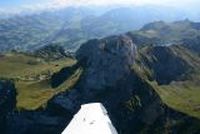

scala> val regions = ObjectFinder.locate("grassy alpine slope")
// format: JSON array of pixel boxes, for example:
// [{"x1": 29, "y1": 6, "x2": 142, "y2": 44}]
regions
[
  {"x1": 0, "y1": 52, "x2": 82, "y2": 110},
  {"x1": 132, "y1": 45, "x2": 200, "y2": 119}
]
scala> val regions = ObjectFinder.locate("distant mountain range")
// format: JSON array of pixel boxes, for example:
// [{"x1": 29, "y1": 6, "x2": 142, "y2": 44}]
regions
[
  {"x1": 128, "y1": 20, "x2": 200, "y2": 55},
  {"x1": 0, "y1": 5, "x2": 199, "y2": 53}
]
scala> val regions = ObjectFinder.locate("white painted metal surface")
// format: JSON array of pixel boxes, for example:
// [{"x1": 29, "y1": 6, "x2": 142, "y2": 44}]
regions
[{"x1": 62, "y1": 103, "x2": 118, "y2": 134}]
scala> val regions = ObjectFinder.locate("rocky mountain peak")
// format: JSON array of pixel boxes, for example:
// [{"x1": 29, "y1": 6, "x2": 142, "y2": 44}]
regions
[{"x1": 76, "y1": 35, "x2": 137, "y2": 91}]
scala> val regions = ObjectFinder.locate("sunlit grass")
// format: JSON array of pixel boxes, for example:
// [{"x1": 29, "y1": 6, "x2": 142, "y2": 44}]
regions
[
  {"x1": 0, "y1": 53, "x2": 76, "y2": 80},
  {"x1": 16, "y1": 68, "x2": 83, "y2": 110},
  {"x1": 149, "y1": 80, "x2": 200, "y2": 119},
  {"x1": 132, "y1": 46, "x2": 200, "y2": 119},
  {"x1": 0, "y1": 53, "x2": 82, "y2": 110}
]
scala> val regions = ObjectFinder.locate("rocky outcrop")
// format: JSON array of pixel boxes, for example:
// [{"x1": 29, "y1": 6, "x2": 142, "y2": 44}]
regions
[
  {"x1": 48, "y1": 35, "x2": 170, "y2": 133},
  {"x1": 50, "y1": 35, "x2": 137, "y2": 109},
  {"x1": 76, "y1": 35, "x2": 136, "y2": 93},
  {"x1": 2, "y1": 35, "x2": 200, "y2": 134},
  {"x1": 34, "y1": 45, "x2": 68, "y2": 60},
  {"x1": 141, "y1": 46, "x2": 192, "y2": 85},
  {"x1": 0, "y1": 35, "x2": 137, "y2": 134},
  {"x1": 49, "y1": 36, "x2": 200, "y2": 134},
  {"x1": 140, "y1": 46, "x2": 191, "y2": 85}
]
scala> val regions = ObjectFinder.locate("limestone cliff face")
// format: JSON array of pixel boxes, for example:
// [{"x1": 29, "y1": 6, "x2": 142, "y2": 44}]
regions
[
  {"x1": 76, "y1": 35, "x2": 136, "y2": 92},
  {"x1": 50, "y1": 35, "x2": 137, "y2": 111},
  {"x1": 49, "y1": 35, "x2": 174, "y2": 134}
]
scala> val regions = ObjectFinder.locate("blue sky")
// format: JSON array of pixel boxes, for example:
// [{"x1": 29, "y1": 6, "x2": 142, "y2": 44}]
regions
[
  {"x1": 1, "y1": 0, "x2": 36, "y2": 7},
  {"x1": 0, "y1": 0, "x2": 54, "y2": 13}
]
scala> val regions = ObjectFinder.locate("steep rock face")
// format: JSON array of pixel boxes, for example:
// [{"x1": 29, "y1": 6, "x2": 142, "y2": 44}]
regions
[
  {"x1": 49, "y1": 35, "x2": 137, "y2": 111},
  {"x1": 76, "y1": 35, "x2": 136, "y2": 93},
  {"x1": 140, "y1": 46, "x2": 191, "y2": 85},
  {"x1": 49, "y1": 40, "x2": 200, "y2": 134},
  {"x1": 48, "y1": 35, "x2": 169, "y2": 133},
  {"x1": 3, "y1": 36, "x2": 200, "y2": 134},
  {"x1": 3, "y1": 35, "x2": 137, "y2": 134}
]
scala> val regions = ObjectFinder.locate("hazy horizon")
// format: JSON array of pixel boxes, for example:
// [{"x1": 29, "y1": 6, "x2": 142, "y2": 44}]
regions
[{"x1": 0, "y1": 0, "x2": 200, "y2": 14}]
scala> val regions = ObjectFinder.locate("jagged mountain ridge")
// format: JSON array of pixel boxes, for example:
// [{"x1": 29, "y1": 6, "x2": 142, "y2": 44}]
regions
[
  {"x1": 1, "y1": 34, "x2": 200, "y2": 134},
  {"x1": 49, "y1": 35, "x2": 200, "y2": 133},
  {"x1": 0, "y1": 6, "x2": 198, "y2": 53},
  {"x1": 128, "y1": 20, "x2": 200, "y2": 55}
]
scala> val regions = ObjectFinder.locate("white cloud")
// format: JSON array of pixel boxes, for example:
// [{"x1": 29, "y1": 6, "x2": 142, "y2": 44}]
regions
[
  {"x1": 50, "y1": 0, "x2": 154, "y2": 7},
  {"x1": 51, "y1": 0, "x2": 200, "y2": 7}
]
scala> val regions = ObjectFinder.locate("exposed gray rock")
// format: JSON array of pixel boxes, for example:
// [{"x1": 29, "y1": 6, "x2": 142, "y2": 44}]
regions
[
  {"x1": 3, "y1": 34, "x2": 200, "y2": 134},
  {"x1": 49, "y1": 35, "x2": 137, "y2": 114},
  {"x1": 77, "y1": 35, "x2": 136, "y2": 93},
  {"x1": 141, "y1": 46, "x2": 191, "y2": 85}
]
